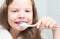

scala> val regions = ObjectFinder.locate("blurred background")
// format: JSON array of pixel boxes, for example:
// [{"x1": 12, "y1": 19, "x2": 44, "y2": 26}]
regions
[
  {"x1": 35, "y1": 0, "x2": 60, "y2": 39},
  {"x1": 0, "y1": 0, "x2": 5, "y2": 8},
  {"x1": 0, "y1": 0, "x2": 60, "y2": 39}
]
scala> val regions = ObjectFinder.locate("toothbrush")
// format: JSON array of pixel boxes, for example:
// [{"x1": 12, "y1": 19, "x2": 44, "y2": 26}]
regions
[
  {"x1": 19, "y1": 22, "x2": 36, "y2": 27},
  {"x1": 19, "y1": 22, "x2": 60, "y2": 28}
]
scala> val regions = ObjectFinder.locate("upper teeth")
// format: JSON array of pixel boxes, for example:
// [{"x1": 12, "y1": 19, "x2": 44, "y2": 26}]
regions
[{"x1": 19, "y1": 22, "x2": 28, "y2": 26}]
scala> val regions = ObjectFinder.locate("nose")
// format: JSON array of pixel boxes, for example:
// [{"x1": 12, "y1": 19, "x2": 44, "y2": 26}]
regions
[{"x1": 18, "y1": 11, "x2": 25, "y2": 19}]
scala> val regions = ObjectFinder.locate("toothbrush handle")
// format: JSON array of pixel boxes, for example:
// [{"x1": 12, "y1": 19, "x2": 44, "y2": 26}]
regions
[
  {"x1": 25, "y1": 25, "x2": 36, "y2": 27},
  {"x1": 53, "y1": 25, "x2": 60, "y2": 28},
  {"x1": 29, "y1": 25, "x2": 60, "y2": 29}
]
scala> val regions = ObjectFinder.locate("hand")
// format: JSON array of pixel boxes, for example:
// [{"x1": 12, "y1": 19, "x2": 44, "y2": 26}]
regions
[{"x1": 35, "y1": 16, "x2": 57, "y2": 30}]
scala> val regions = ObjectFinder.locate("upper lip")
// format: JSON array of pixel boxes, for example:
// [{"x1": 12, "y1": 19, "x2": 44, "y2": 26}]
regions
[{"x1": 15, "y1": 20, "x2": 28, "y2": 24}]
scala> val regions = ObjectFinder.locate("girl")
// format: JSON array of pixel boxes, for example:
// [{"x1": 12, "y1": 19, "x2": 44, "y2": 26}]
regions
[{"x1": 0, "y1": 0, "x2": 60, "y2": 39}]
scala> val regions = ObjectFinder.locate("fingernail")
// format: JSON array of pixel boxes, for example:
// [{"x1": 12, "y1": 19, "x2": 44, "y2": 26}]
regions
[{"x1": 37, "y1": 26, "x2": 39, "y2": 29}]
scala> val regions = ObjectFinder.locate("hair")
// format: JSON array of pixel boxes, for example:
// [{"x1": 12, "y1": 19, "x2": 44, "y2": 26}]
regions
[
  {"x1": 1, "y1": 0, "x2": 41, "y2": 39},
  {"x1": 0, "y1": 0, "x2": 6, "y2": 24}
]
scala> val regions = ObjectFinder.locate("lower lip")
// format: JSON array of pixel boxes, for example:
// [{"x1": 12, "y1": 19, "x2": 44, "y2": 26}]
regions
[{"x1": 15, "y1": 22, "x2": 20, "y2": 26}]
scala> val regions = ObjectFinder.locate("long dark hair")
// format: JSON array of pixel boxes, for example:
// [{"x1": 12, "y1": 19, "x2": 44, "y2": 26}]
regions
[{"x1": 1, "y1": 0, "x2": 41, "y2": 39}]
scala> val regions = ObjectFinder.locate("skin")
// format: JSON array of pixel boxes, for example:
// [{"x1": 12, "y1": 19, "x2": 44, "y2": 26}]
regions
[{"x1": 8, "y1": 0, "x2": 60, "y2": 39}]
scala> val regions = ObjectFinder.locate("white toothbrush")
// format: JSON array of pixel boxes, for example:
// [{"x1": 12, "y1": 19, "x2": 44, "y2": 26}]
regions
[
  {"x1": 19, "y1": 22, "x2": 60, "y2": 28},
  {"x1": 19, "y1": 22, "x2": 36, "y2": 27}
]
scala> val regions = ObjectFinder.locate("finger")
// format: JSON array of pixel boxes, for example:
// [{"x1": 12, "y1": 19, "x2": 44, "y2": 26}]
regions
[
  {"x1": 36, "y1": 21, "x2": 41, "y2": 29},
  {"x1": 41, "y1": 16, "x2": 51, "y2": 26},
  {"x1": 35, "y1": 16, "x2": 50, "y2": 29},
  {"x1": 35, "y1": 18, "x2": 43, "y2": 29},
  {"x1": 42, "y1": 18, "x2": 48, "y2": 25},
  {"x1": 39, "y1": 24, "x2": 45, "y2": 30},
  {"x1": 41, "y1": 17, "x2": 51, "y2": 29},
  {"x1": 49, "y1": 22, "x2": 56, "y2": 29}
]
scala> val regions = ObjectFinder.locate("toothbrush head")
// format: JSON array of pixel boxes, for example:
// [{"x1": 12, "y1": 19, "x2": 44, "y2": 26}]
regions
[
  {"x1": 19, "y1": 22, "x2": 28, "y2": 27},
  {"x1": 19, "y1": 22, "x2": 36, "y2": 27}
]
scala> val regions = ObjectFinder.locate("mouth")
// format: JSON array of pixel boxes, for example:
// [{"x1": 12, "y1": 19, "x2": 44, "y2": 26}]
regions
[
  {"x1": 19, "y1": 22, "x2": 28, "y2": 26},
  {"x1": 15, "y1": 21, "x2": 28, "y2": 26}
]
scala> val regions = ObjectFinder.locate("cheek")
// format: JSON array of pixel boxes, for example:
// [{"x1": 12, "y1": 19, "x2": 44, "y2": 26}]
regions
[
  {"x1": 8, "y1": 12, "x2": 17, "y2": 21},
  {"x1": 26, "y1": 13, "x2": 33, "y2": 24},
  {"x1": 8, "y1": 12, "x2": 17, "y2": 26},
  {"x1": 8, "y1": 13, "x2": 18, "y2": 29}
]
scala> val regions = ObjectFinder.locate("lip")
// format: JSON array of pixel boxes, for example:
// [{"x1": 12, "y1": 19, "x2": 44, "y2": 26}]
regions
[{"x1": 15, "y1": 21, "x2": 27, "y2": 23}]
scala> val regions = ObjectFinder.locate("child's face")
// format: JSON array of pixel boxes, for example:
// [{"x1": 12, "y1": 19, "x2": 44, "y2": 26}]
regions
[{"x1": 8, "y1": 0, "x2": 33, "y2": 31}]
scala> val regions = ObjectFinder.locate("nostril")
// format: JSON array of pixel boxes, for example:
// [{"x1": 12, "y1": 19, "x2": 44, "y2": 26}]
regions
[
  {"x1": 18, "y1": 16, "x2": 25, "y2": 19},
  {"x1": 17, "y1": 12, "x2": 25, "y2": 19}
]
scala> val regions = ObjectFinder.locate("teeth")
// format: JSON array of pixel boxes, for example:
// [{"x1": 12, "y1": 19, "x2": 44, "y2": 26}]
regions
[{"x1": 19, "y1": 22, "x2": 28, "y2": 26}]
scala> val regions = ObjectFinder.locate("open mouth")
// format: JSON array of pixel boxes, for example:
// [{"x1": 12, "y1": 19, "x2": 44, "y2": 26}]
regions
[
  {"x1": 15, "y1": 21, "x2": 36, "y2": 30},
  {"x1": 15, "y1": 21, "x2": 28, "y2": 26},
  {"x1": 19, "y1": 22, "x2": 28, "y2": 26}
]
